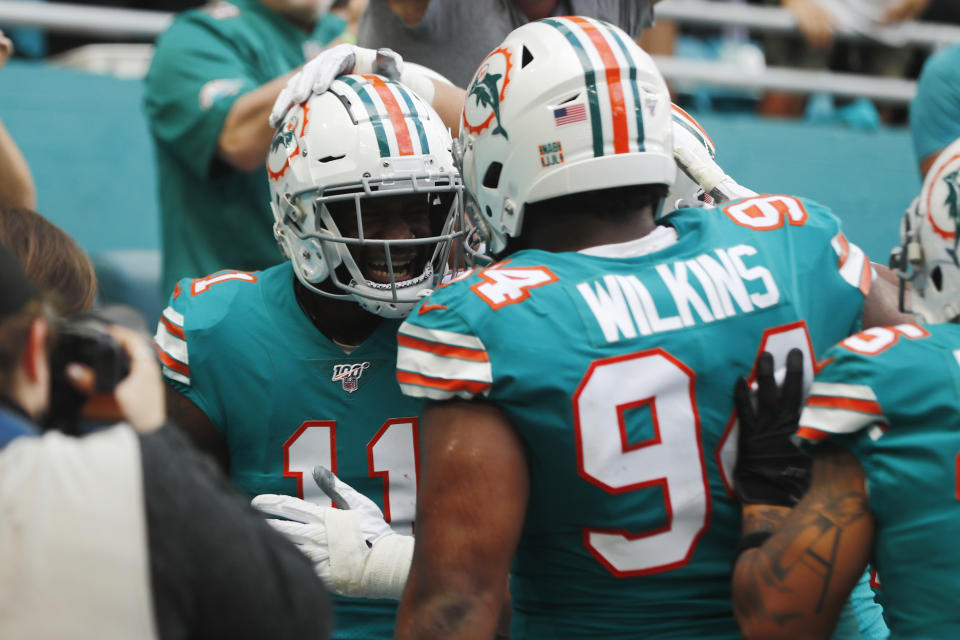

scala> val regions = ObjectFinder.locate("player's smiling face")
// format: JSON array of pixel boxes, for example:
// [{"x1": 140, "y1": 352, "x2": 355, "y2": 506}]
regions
[{"x1": 331, "y1": 194, "x2": 432, "y2": 285}]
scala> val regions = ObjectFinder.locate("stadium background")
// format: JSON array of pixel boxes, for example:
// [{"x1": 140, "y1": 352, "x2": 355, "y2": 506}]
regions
[{"x1": 0, "y1": 53, "x2": 922, "y2": 324}]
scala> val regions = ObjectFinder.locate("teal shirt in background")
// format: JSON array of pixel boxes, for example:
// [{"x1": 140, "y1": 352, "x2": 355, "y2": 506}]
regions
[
  {"x1": 910, "y1": 44, "x2": 960, "y2": 170},
  {"x1": 143, "y1": 0, "x2": 345, "y2": 295}
]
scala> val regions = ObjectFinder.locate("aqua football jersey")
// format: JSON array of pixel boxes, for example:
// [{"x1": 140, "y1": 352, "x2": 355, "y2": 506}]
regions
[
  {"x1": 155, "y1": 262, "x2": 423, "y2": 640},
  {"x1": 397, "y1": 196, "x2": 873, "y2": 638},
  {"x1": 797, "y1": 322, "x2": 960, "y2": 640}
]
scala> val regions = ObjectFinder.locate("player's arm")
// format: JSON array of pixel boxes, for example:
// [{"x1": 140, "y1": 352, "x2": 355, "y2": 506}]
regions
[
  {"x1": 222, "y1": 43, "x2": 383, "y2": 171},
  {"x1": 730, "y1": 349, "x2": 876, "y2": 639},
  {"x1": 670, "y1": 104, "x2": 756, "y2": 205},
  {"x1": 268, "y1": 44, "x2": 463, "y2": 140},
  {"x1": 733, "y1": 444, "x2": 875, "y2": 640},
  {"x1": 0, "y1": 31, "x2": 36, "y2": 211},
  {"x1": 862, "y1": 262, "x2": 914, "y2": 328},
  {"x1": 394, "y1": 399, "x2": 528, "y2": 640},
  {"x1": 164, "y1": 385, "x2": 230, "y2": 472},
  {"x1": 427, "y1": 79, "x2": 465, "y2": 137},
  {"x1": 217, "y1": 71, "x2": 297, "y2": 171},
  {"x1": 224, "y1": 42, "x2": 431, "y2": 171},
  {"x1": 0, "y1": 117, "x2": 36, "y2": 211}
]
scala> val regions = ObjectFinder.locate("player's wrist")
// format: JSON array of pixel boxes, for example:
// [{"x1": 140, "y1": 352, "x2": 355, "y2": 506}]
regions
[
  {"x1": 398, "y1": 68, "x2": 435, "y2": 105},
  {"x1": 359, "y1": 533, "x2": 415, "y2": 600},
  {"x1": 734, "y1": 465, "x2": 809, "y2": 507}
]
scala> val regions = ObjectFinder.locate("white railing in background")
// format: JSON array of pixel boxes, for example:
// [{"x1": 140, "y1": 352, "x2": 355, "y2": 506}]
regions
[
  {"x1": 0, "y1": 0, "x2": 957, "y2": 102},
  {"x1": 656, "y1": 0, "x2": 960, "y2": 50},
  {"x1": 0, "y1": 1, "x2": 171, "y2": 38},
  {"x1": 3, "y1": 0, "x2": 958, "y2": 46},
  {"x1": 655, "y1": 57, "x2": 918, "y2": 103}
]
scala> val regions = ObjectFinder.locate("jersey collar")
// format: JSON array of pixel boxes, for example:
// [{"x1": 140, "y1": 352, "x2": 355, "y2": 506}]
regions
[{"x1": 577, "y1": 225, "x2": 679, "y2": 258}]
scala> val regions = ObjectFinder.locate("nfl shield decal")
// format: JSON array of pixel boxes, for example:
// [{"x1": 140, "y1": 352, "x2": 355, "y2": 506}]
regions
[{"x1": 332, "y1": 362, "x2": 371, "y2": 393}]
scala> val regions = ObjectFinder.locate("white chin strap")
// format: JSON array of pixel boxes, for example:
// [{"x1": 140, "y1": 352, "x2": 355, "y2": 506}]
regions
[{"x1": 350, "y1": 268, "x2": 436, "y2": 318}]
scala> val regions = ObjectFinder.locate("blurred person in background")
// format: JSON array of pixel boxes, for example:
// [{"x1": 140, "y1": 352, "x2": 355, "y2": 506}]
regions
[
  {"x1": 357, "y1": 0, "x2": 662, "y2": 88},
  {"x1": 331, "y1": 0, "x2": 370, "y2": 41},
  {"x1": 0, "y1": 30, "x2": 36, "y2": 212},
  {"x1": 144, "y1": 0, "x2": 349, "y2": 295},
  {"x1": 760, "y1": 0, "x2": 930, "y2": 122},
  {"x1": 0, "y1": 243, "x2": 332, "y2": 639},
  {"x1": 778, "y1": 0, "x2": 930, "y2": 51},
  {"x1": 910, "y1": 43, "x2": 960, "y2": 177},
  {"x1": 0, "y1": 208, "x2": 97, "y2": 315}
]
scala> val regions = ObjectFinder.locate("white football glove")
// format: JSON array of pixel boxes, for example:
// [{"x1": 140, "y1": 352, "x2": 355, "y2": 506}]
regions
[
  {"x1": 251, "y1": 466, "x2": 414, "y2": 600},
  {"x1": 671, "y1": 105, "x2": 756, "y2": 205},
  {"x1": 269, "y1": 44, "x2": 405, "y2": 127}
]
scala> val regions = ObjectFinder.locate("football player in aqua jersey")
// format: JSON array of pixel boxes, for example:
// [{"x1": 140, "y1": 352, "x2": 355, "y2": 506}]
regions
[
  {"x1": 153, "y1": 74, "x2": 464, "y2": 640},
  {"x1": 732, "y1": 137, "x2": 960, "y2": 639},
  {"x1": 385, "y1": 17, "x2": 910, "y2": 640}
]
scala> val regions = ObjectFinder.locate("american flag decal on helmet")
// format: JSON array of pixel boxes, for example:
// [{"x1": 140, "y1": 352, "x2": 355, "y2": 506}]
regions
[
  {"x1": 553, "y1": 104, "x2": 587, "y2": 126},
  {"x1": 541, "y1": 16, "x2": 648, "y2": 158},
  {"x1": 334, "y1": 75, "x2": 431, "y2": 158}
]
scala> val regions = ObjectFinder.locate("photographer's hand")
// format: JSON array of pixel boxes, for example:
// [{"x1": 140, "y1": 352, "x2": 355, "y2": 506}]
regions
[{"x1": 66, "y1": 326, "x2": 166, "y2": 433}]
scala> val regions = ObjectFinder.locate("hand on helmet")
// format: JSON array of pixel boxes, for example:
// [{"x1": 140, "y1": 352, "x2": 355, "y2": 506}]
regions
[
  {"x1": 252, "y1": 465, "x2": 414, "y2": 599},
  {"x1": 671, "y1": 105, "x2": 756, "y2": 204},
  {"x1": 269, "y1": 44, "x2": 404, "y2": 127}
]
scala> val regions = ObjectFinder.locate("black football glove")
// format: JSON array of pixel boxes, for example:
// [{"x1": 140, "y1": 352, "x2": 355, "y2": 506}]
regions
[{"x1": 733, "y1": 348, "x2": 811, "y2": 506}]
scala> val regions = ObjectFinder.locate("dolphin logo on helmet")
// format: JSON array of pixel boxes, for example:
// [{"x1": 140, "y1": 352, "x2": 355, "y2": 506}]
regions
[{"x1": 462, "y1": 47, "x2": 513, "y2": 141}]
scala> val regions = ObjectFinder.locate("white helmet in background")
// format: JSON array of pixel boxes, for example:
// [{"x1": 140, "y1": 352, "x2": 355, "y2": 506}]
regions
[
  {"x1": 893, "y1": 137, "x2": 960, "y2": 323},
  {"x1": 268, "y1": 74, "x2": 464, "y2": 318},
  {"x1": 454, "y1": 16, "x2": 675, "y2": 255}
]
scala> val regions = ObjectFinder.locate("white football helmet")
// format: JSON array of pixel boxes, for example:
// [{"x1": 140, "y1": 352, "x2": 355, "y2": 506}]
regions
[
  {"x1": 268, "y1": 74, "x2": 464, "y2": 318},
  {"x1": 892, "y1": 137, "x2": 960, "y2": 323},
  {"x1": 454, "y1": 17, "x2": 675, "y2": 255}
]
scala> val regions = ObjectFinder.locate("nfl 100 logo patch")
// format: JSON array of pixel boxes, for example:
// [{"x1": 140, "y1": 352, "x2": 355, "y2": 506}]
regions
[{"x1": 332, "y1": 362, "x2": 371, "y2": 393}]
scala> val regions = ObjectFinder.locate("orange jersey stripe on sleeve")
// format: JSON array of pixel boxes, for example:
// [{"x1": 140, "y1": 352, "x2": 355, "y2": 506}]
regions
[
  {"x1": 397, "y1": 370, "x2": 490, "y2": 394},
  {"x1": 397, "y1": 333, "x2": 490, "y2": 362},
  {"x1": 155, "y1": 344, "x2": 190, "y2": 378},
  {"x1": 806, "y1": 395, "x2": 883, "y2": 415}
]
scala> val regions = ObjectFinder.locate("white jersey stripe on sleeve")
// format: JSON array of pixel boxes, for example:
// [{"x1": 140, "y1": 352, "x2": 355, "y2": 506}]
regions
[
  {"x1": 798, "y1": 406, "x2": 882, "y2": 435},
  {"x1": 162, "y1": 306, "x2": 184, "y2": 327},
  {"x1": 808, "y1": 381, "x2": 878, "y2": 402},
  {"x1": 397, "y1": 346, "x2": 492, "y2": 384},
  {"x1": 835, "y1": 236, "x2": 868, "y2": 292},
  {"x1": 398, "y1": 323, "x2": 486, "y2": 350},
  {"x1": 154, "y1": 323, "x2": 189, "y2": 365},
  {"x1": 398, "y1": 383, "x2": 473, "y2": 401},
  {"x1": 162, "y1": 366, "x2": 191, "y2": 387}
]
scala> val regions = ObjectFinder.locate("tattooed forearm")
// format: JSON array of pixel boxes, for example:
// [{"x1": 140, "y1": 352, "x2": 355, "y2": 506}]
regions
[
  {"x1": 733, "y1": 444, "x2": 875, "y2": 638},
  {"x1": 742, "y1": 505, "x2": 791, "y2": 535}
]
